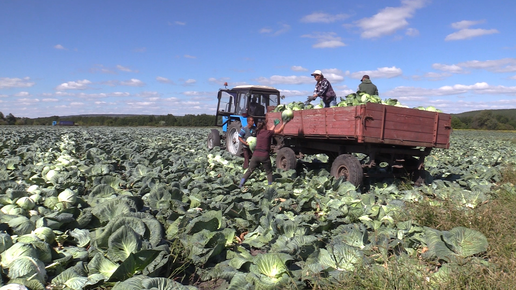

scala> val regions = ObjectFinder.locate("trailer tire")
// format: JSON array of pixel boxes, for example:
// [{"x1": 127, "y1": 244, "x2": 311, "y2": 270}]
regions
[
  {"x1": 330, "y1": 154, "x2": 363, "y2": 187},
  {"x1": 226, "y1": 122, "x2": 243, "y2": 156},
  {"x1": 276, "y1": 147, "x2": 297, "y2": 171},
  {"x1": 207, "y1": 129, "x2": 221, "y2": 149}
]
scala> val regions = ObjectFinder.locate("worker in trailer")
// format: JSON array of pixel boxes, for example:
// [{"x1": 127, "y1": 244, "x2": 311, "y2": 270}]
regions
[
  {"x1": 358, "y1": 75, "x2": 379, "y2": 96},
  {"x1": 307, "y1": 69, "x2": 337, "y2": 108}
]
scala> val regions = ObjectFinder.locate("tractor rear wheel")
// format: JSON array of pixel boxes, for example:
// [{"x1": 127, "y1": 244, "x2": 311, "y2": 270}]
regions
[
  {"x1": 330, "y1": 154, "x2": 363, "y2": 187},
  {"x1": 276, "y1": 147, "x2": 297, "y2": 171}
]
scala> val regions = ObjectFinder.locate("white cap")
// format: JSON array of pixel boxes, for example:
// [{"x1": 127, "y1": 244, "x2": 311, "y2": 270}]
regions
[{"x1": 311, "y1": 69, "x2": 322, "y2": 76}]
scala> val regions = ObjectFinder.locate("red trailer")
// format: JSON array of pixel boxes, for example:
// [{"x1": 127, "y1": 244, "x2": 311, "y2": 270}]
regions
[{"x1": 266, "y1": 103, "x2": 452, "y2": 186}]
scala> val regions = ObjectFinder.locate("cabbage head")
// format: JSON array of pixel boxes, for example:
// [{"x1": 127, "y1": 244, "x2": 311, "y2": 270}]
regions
[
  {"x1": 281, "y1": 108, "x2": 294, "y2": 122},
  {"x1": 0, "y1": 232, "x2": 13, "y2": 253},
  {"x1": 247, "y1": 137, "x2": 257, "y2": 152},
  {"x1": 58, "y1": 188, "x2": 77, "y2": 205},
  {"x1": 1, "y1": 242, "x2": 37, "y2": 268},
  {"x1": 16, "y1": 197, "x2": 35, "y2": 210},
  {"x1": 33, "y1": 227, "x2": 56, "y2": 243}
]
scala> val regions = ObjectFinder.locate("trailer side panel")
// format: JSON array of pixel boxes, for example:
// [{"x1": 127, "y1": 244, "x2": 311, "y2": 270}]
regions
[{"x1": 267, "y1": 103, "x2": 451, "y2": 148}]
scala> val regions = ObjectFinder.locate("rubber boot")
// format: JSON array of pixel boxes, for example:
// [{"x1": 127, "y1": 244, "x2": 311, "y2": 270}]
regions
[{"x1": 239, "y1": 178, "x2": 246, "y2": 188}]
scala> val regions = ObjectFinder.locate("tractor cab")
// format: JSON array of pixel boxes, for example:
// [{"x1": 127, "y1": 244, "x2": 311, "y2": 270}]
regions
[{"x1": 208, "y1": 84, "x2": 281, "y2": 156}]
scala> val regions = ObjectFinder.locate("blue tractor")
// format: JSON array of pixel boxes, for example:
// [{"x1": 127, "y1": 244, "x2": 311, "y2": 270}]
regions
[{"x1": 207, "y1": 84, "x2": 281, "y2": 156}]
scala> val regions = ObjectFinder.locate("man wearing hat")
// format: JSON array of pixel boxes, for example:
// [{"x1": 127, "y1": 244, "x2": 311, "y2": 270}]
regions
[
  {"x1": 307, "y1": 69, "x2": 337, "y2": 108},
  {"x1": 358, "y1": 75, "x2": 379, "y2": 96}
]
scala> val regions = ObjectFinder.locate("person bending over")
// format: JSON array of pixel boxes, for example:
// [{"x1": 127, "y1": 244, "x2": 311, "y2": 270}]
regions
[{"x1": 239, "y1": 118, "x2": 289, "y2": 188}]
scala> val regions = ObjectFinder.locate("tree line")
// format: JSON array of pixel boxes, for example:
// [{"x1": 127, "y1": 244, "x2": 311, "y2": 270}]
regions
[
  {"x1": 0, "y1": 112, "x2": 216, "y2": 127},
  {"x1": 2, "y1": 110, "x2": 516, "y2": 130},
  {"x1": 451, "y1": 111, "x2": 516, "y2": 130}
]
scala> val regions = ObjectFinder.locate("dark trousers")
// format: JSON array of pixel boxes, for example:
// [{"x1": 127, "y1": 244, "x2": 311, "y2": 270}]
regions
[
  {"x1": 243, "y1": 148, "x2": 252, "y2": 169},
  {"x1": 243, "y1": 154, "x2": 273, "y2": 183},
  {"x1": 323, "y1": 97, "x2": 337, "y2": 108}
]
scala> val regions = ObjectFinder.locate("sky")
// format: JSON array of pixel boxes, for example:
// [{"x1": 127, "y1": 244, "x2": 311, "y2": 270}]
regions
[{"x1": 1, "y1": 0, "x2": 516, "y2": 118}]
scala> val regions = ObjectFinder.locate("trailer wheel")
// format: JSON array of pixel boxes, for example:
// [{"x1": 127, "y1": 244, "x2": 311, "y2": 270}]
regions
[
  {"x1": 207, "y1": 129, "x2": 221, "y2": 149},
  {"x1": 226, "y1": 122, "x2": 243, "y2": 156},
  {"x1": 276, "y1": 147, "x2": 297, "y2": 171},
  {"x1": 330, "y1": 154, "x2": 363, "y2": 187}
]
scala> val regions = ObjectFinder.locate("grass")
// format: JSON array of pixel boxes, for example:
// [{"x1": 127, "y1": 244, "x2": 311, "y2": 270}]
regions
[{"x1": 317, "y1": 165, "x2": 516, "y2": 290}]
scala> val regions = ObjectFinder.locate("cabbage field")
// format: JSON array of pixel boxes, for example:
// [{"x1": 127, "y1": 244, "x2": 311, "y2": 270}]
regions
[{"x1": 0, "y1": 126, "x2": 515, "y2": 290}]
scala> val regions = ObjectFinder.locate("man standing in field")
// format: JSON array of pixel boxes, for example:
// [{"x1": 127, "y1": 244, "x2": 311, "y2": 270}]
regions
[{"x1": 358, "y1": 75, "x2": 379, "y2": 96}]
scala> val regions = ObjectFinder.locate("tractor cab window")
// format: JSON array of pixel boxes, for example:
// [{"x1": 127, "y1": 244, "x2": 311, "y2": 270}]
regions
[
  {"x1": 235, "y1": 92, "x2": 248, "y2": 114},
  {"x1": 248, "y1": 94, "x2": 265, "y2": 116},
  {"x1": 219, "y1": 91, "x2": 237, "y2": 113},
  {"x1": 268, "y1": 93, "x2": 280, "y2": 107}
]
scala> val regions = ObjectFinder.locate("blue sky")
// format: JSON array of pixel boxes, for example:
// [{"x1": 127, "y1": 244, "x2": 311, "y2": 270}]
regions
[{"x1": 1, "y1": 0, "x2": 516, "y2": 118}]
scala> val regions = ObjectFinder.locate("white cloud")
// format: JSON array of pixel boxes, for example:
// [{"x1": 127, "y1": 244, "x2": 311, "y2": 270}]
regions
[
  {"x1": 184, "y1": 79, "x2": 197, "y2": 85},
  {"x1": 457, "y1": 58, "x2": 516, "y2": 73},
  {"x1": 126, "y1": 101, "x2": 156, "y2": 107},
  {"x1": 208, "y1": 77, "x2": 232, "y2": 86},
  {"x1": 256, "y1": 70, "x2": 345, "y2": 86},
  {"x1": 385, "y1": 82, "x2": 516, "y2": 98},
  {"x1": 301, "y1": 32, "x2": 346, "y2": 48},
  {"x1": 300, "y1": 12, "x2": 350, "y2": 23},
  {"x1": 350, "y1": 66, "x2": 403, "y2": 79},
  {"x1": 184, "y1": 54, "x2": 196, "y2": 59},
  {"x1": 445, "y1": 20, "x2": 498, "y2": 41},
  {"x1": 510, "y1": 75, "x2": 516, "y2": 80},
  {"x1": 120, "y1": 79, "x2": 145, "y2": 87},
  {"x1": 54, "y1": 92, "x2": 131, "y2": 99},
  {"x1": 136, "y1": 91, "x2": 161, "y2": 98},
  {"x1": 54, "y1": 44, "x2": 66, "y2": 50},
  {"x1": 356, "y1": 0, "x2": 428, "y2": 39},
  {"x1": 116, "y1": 65, "x2": 136, "y2": 72},
  {"x1": 110, "y1": 92, "x2": 131, "y2": 97},
  {"x1": 55, "y1": 80, "x2": 92, "y2": 90},
  {"x1": 445, "y1": 28, "x2": 499, "y2": 41},
  {"x1": 260, "y1": 24, "x2": 290, "y2": 36},
  {"x1": 256, "y1": 75, "x2": 313, "y2": 85},
  {"x1": 156, "y1": 76, "x2": 174, "y2": 84},
  {"x1": 183, "y1": 91, "x2": 208, "y2": 97},
  {"x1": 432, "y1": 63, "x2": 465, "y2": 73},
  {"x1": 451, "y1": 20, "x2": 485, "y2": 30},
  {"x1": 278, "y1": 89, "x2": 310, "y2": 97},
  {"x1": 18, "y1": 98, "x2": 40, "y2": 105},
  {"x1": 90, "y1": 64, "x2": 115, "y2": 74},
  {"x1": 405, "y1": 28, "x2": 419, "y2": 36},
  {"x1": 291, "y1": 66, "x2": 308, "y2": 72},
  {"x1": 42, "y1": 98, "x2": 59, "y2": 102},
  {"x1": 0, "y1": 77, "x2": 35, "y2": 89},
  {"x1": 174, "y1": 21, "x2": 186, "y2": 25},
  {"x1": 13, "y1": 91, "x2": 30, "y2": 97}
]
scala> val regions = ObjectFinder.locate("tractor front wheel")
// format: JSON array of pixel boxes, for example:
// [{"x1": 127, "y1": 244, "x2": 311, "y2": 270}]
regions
[
  {"x1": 226, "y1": 122, "x2": 243, "y2": 156},
  {"x1": 207, "y1": 129, "x2": 221, "y2": 150}
]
